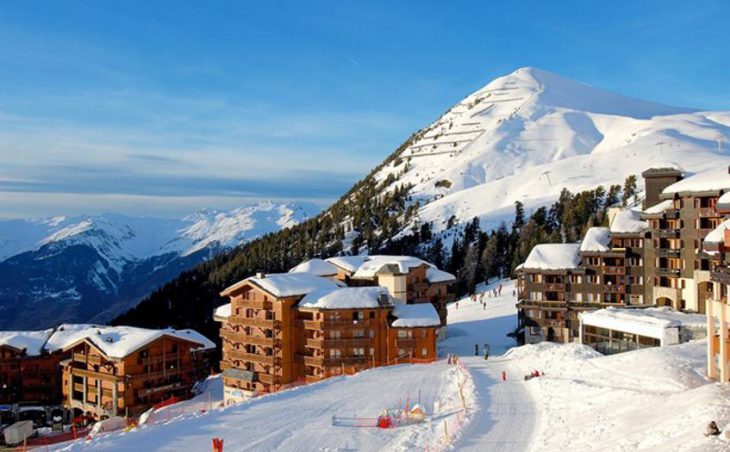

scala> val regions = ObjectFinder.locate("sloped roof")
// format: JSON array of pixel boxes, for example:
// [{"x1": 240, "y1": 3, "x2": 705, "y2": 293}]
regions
[
  {"x1": 298, "y1": 287, "x2": 390, "y2": 310},
  {"x1": 0, "y1": 329, "x2": 54, "y2": 356},
  {"x1": 662, "y1": 167, "x2": 730, "y2": 195},
  {"x1": 391, "y1": 303, "x2": 441, "y2": 327},
  {"x1": 610, "y1": 208, "x2": 648, "y2": 234},
  {"x1": 289, "y1": 258, "x2": 338, "y2": 276},
  {"x1": 522, "y1": 243, "x2": 581, "y2": 270},
  {"x1": 426, "y1": 267, "x2": 456, "y2": 283},
  {"x1": 580, "y1": 227, "x2": 611, "y2": 253}
]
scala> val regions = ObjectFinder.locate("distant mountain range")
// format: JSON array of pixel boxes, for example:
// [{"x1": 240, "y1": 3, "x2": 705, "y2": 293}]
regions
[{"x1": 0, "y1": 201, "x2": 319, "y2": 329}]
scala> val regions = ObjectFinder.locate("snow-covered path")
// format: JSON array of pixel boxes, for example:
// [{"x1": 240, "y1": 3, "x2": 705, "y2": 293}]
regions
[
  {"x1": 440, "y1": 279, "x2": 536, "y2": 451},
  {"x1": 454, "y1": 357, "x2": 535, "y2": 451}
]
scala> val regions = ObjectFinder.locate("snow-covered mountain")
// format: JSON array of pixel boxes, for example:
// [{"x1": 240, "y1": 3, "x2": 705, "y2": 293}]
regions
[
  {"x1": 0, "y1": 201, "x2": 318, "y2": 328},
  {"x1": 374, "y1": 67, "x2": 730, "y2": 235}
]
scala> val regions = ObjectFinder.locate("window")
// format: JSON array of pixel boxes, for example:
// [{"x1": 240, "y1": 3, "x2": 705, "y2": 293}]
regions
[
  {"x1": 397, "y1": 330, "x2": 408, "y2": 338},
  {"x1": 369, "y1": 348, "x2": 374, "y2": 356},
  {"x1": 369, "y1": 311, "x2": 375, "y2": 319},
  {"x1": 422, "y1": 348, "x2": 428, "y2": 357}
]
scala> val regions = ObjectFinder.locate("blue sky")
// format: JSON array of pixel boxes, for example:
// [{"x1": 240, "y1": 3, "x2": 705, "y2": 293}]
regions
[{"x1": 1, "y1": 1, "x2": 728, "y2": 218}]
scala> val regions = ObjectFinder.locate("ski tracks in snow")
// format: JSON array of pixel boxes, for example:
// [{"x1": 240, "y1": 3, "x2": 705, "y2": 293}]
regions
[{"x1": 455, "y1": 357, "x2": 537, "y2": 451}]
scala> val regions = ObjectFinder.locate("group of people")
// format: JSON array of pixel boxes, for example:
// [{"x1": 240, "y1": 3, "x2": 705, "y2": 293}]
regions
[{"x1": 446, "y1": 354, "x2": 460, "y2": 365}]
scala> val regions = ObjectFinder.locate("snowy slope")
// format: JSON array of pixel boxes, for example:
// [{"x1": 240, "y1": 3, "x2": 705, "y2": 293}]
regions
[
  {"x1": 51, "y1": 280, "x2": 730, "y2": 451},
  {"x1": 374, "y1": 67, "x2": 730, "y2": 234}
]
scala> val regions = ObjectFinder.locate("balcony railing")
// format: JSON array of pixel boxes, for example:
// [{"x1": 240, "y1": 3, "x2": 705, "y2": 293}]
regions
[
  {"x1": 543, "y1": 283, "x2": 565, "y2": 292},
  {"x1": 324, "y1": 319, "x2": 371, "y2": 328},
  {"x1": 73, "y1": 353, "x2": 103, "y2": 365},
  {"x1": 236, "y1": 299, "x2": 270, "y2": 310},
  {"x1": 697, "y1": 207, "x2": 716, "y2": 218},
  {"x1": 665, "y1": 209, "x2": 681, "y2": 219},
  {"x1": 603, "y1": 267, "x2": 626, "y2": 275},
  {"x1": 304, "y1": 338, "x2": 324, "y2": 348},
  {"x1": 302, "y1": 320, "x2": 322, "y2": 330},
  {"x1": 229, "y1": 316, "x2": 276, "y2": 329},
  {"x1": 396, "y1": 338, "x2": 417, "y2": 348},
  {"x1": 324, "y1": 356, "x2": 369, "y2": 366},
  {"x1": 221, "y1": 330, "x2": 277, "y2": 347},
  {"x1": 656, "y1": 267, "x2": 681, "y2": 278},
  {"x1": 298, "y1": 355, "x2": 324, "y2": 367},
  {"x1": 698, "y1": 228, "x2": 713, "y2": 239},
  {"x1": 603, "y1": 285, "x2": 625, "y2": 294},
  {"x1": 656, "y1": 248, "x2": 681, "y2": 258},
  {"x1": 227, "y1": 350, "x2": 279, "y2": 366},
  {"x1": 711, "y1": 266, "x2": 730, "y2": 285},
  {"x1": 323, "y1": 338, "x2": 371, "y2": 347},
  {"x1": 657, "y1": 229, "x2": 681, "y2": 239},
  {"x1": 257, "y1": 373, "x2": 282, "y2": 385}
]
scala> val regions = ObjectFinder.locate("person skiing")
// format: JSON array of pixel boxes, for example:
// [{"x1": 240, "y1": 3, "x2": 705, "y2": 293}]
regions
[
  {"x1": 705, "y1": 421, "x2": 721, "y2": 436},
  {"x1": 483, "y1": 343, "x2": 490, "y2": 360},
  {"x1": 501, "y1": 370, "x2": 506, "y2": 381},
  {"x1": 475, "y1": 343, "x2": 479, "y2": 356}
]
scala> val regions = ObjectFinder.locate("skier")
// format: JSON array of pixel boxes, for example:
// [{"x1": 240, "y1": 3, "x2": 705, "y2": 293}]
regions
[
  {"x1": 483, "y1": 344, "x2": 490, "y2": 360},
  {"x1": 498, "y1": 284, "x2": 503, "y2": 295},
  {"x1": 705, "y1": 421, "x2": 721, "y2": 436},
  {"x1": 456, "y1": 301, "x2": 459, "y2": 310},
  {"x1": 475, "y1": 343, "x2": 479, "y2": 356},
  {"x1": 501, "y1": 370, "x2": 506, "y2": 381}
]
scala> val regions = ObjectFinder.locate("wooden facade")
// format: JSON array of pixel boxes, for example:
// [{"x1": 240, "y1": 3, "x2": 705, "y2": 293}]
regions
[
  {"x1": 61, "y1": 336, "x2": 212, "y2": 419},
  {"x1": 218, "y1": 270, "x2": 446, "y2": 402},
  {"x1": 0, "y1": 346, "x2": 63, "y2": 405}
]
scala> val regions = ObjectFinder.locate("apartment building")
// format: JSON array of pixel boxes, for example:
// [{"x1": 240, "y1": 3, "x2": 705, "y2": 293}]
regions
[
  {"x1": 322, "y1": 255, "x2": 456, "y2": 325},
  {"x1": 643, "y1": 166, "x2": 727, "y2": 312},
  {"x1": 0, "y1": 329, "x2": 63, "y2": 405},
  {"x1": 59, "y1": 326, "x2": 214, "y2": 419},
  {"x1": 216, "y1": 256, "x2": 450, "y2": 404},
  {"x1": 702, "y1": 174, "x2": 730, "y2": 382}
]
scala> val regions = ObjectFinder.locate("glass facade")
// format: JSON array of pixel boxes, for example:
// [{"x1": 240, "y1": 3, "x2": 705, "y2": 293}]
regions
[{"x1": 583, "y1": 325, "x2": 660, "y2": 355}]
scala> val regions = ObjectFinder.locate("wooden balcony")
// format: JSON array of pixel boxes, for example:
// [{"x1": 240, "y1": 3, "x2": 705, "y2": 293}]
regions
[
  {"x1": 73, "y1": 353, "x2": 102, "y2": 365},
  {"x1": 657, "y1": 229, "x2": 681, "y2": 239},
  {"x1": 603, "y1": 267, "x2": 626, "y2": 275},
  {"x1": 229, "y1": 316, "x2": 276, "y2": 329},
  {"x1": 656, "y1": 267, "x2": 681, "y2": 278},
  {"x1": 697, "y1": 207, "x2": 716, "y2": 218},
  {"x1": 396, "y1": 338, "x2": 417, "y2": 348},
  {"x1": 298, "y1": 355, "x2": 324, "y2": 367},
  {"x1": 236, "y1": 299, "x2": 270, "y2": 310},
  {"x1": 664, "y1": 209, "x2": 680, "y2": 219},
  {"x1": 323, "y1": 338, "x2": 371, "y2": 347},
  {"x1": 305, "y1": 338, "x2": 324, "y2": 348},
  {"x1": 656, "y1": 248, "x2": 681, "y2": 258},
  {"x1": 324, "y1": 319, "x2": 369, "y2": 328},
  {"x1": 221, "y1": 330, "x2": 277, "y2": 347},
  {"x1": 227, "y1": 350, "x2": 279, "y2": 366},
  {"x1": 302, "y1": 320, "x2": 324, "y2": 330},
  {"x1": 698, "y1": 228, "x2": 713, "y2": 239},
  {"x1": 603, "y1": 285, "x2": 625, "y2": 294},
  {"x1": 711, "y1": 266, "x2": 730, "y2": 285},
  {"x1": 543, "y1": 283, "x2": 565, "y2": 292},
  {"x1": 257, "y1": 373, "x2": 282, "y2": 385},
  {"x1": 324, "y1": 356, "x2": 369, "y2": 366}
]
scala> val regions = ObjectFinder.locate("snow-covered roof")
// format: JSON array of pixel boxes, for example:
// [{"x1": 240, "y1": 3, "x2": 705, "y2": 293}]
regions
[
  {"x1": 644, "y1": 200, "x2": 674, "y2": 215},
  {"x1": 213, "y1": 303, "x2": 231, "y2": 321},
  {"x1": 325, "y1": 256, "x2": 368, "y2": 273},
  {"x1": 718, "y1": 191, "x2": 730, "y2": 210},
  {"x1": 0, "y1": 329, "x2": 53, "y2": 356},
  {"x1": 580, "y1": 227, "x2": 610, "y2": 253},
  {"x1": 521, "y1": 243, "x2": 581, "y2": 270},
  {"x1": 581, "y1": 307, "x2": 706, "y2": 340},
  {"x1": 643, "y1": 161, "x2": 685, "y2": 173},
  {"x1": 610, "y1": 208, "x2": 648, "y2": 234},
  {"x1": 704, "y1": 219, "x2": 730, "y2": 245},
  {"x1": 288, "y1": 258, "x2": 338, "y2": 277},
  {"x1": 391, "y1": 303, "x2": 441, "y2": 327},
  {"x1": 44, "y1": 324, "x2": 98, "y2": 353},
  {"x1": 351, "y1": 255, "x2": 429, "y2": 279},
  {"x1": 298, "y1": 287, "x2": 390, "y2": 310},
  {"x1": 56, "y1": 325, "x2": 215, "y2": 359},
  {"x1": 662, "y1": 167, "x2": 730, "y2": 195},
  {"x1": 426, "y1": 267, "x2": 456, "y2": 283},
  {"x1": 222, "y1": 272, "x2": 343, "y2": 298}
]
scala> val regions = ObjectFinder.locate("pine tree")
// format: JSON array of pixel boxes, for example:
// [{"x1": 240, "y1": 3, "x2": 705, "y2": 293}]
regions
[{"x1": 622, "y1": 175, "x2": 637, "y2": 207}]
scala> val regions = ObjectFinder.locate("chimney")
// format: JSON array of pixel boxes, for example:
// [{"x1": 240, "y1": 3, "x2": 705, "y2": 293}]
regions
[{"x1": 256, "y1": 272, "x2": 266, "y2": 279}]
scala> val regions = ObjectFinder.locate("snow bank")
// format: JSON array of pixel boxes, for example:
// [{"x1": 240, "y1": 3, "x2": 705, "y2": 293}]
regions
[
  {"x1": 579, "y1": 227, "x2": 610, "y2": 252},
  {"x1": 521, "y1": 243, "x2": 581, "y2": 270},
  {"x1": 298, "y1": 287, "x2": 389, "y2": 310},
  {"x1": 213, "y1": 303, "x2": 231, "y2": 321},
  {"x1": 391, "y1": 303, "x2": 441, "y2": 327}
]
